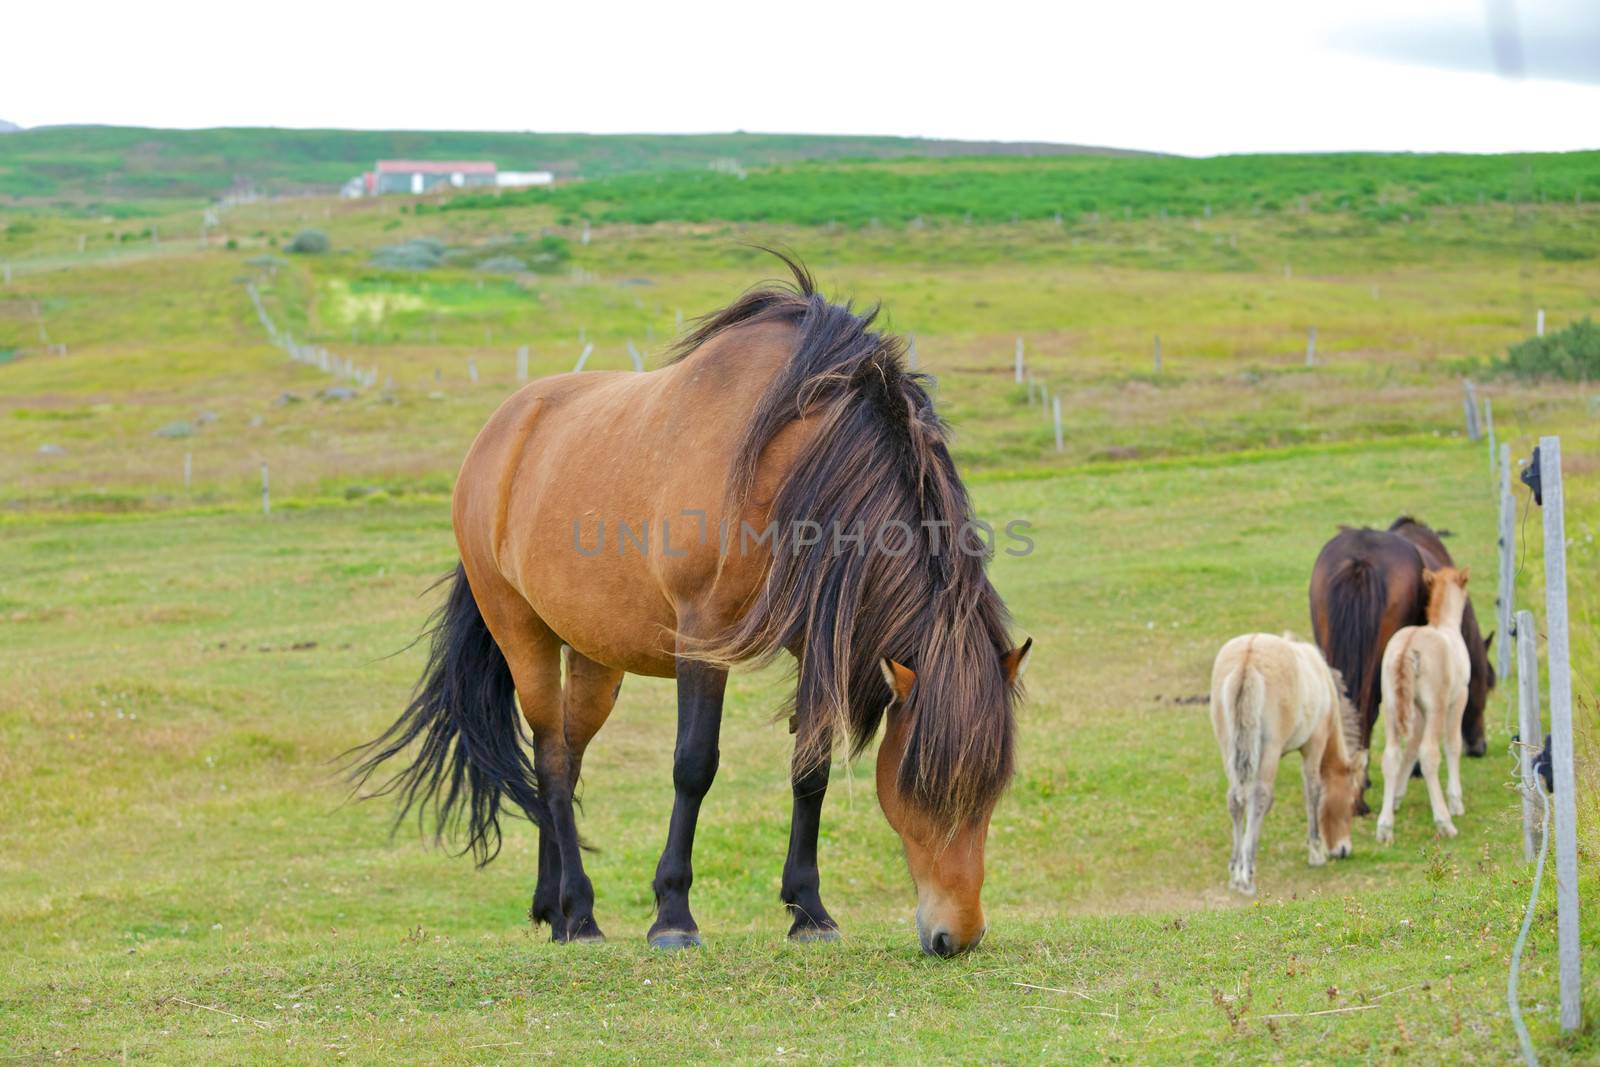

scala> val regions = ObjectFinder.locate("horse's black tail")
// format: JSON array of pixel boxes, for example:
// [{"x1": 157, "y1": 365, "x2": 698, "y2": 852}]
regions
[
  {"x1": 344, "y1": 562, "x2": 546, "y2": 866},
  {"x1": 1326, "y1": 557, "x2": 1385, "y2": 742}
]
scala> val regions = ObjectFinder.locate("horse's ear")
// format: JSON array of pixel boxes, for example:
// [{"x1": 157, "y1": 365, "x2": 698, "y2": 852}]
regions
[
  {"x1": 1484, "y1": 630, "x2": 1494, "y2": 654},
  {"x1": 1001, "y1": 638, "x2": 1033, "y2": 684},
  {"x1": 1422, "y1": 569, "x2": 1437, "y2": 589},
  {"x1": 1457, "y1": 566, "x2": 1470, "y2": 586},
  {"x1": 879, "y1": 658, "x2": 916, "y2": 705}
]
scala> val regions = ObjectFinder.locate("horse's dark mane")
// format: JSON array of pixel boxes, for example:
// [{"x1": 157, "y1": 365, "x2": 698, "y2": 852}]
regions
[{"x1": 672, "y1": 251, "x2": 1017, "y2": 829}]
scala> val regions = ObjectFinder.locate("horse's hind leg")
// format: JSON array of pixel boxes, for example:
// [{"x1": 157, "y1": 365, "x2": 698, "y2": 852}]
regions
[
  {"x1": 469, "y1": 570, "x2": 604, "y2": 942},
  {"x1": 1419, "y1": 690, "x2": 1457, "y2": 838},
  {"x1": 1444, "y1": 687, "x2": 1466, "y2": 817},
  {"x1": 528, "y1": 648, "x2": 624, "y2": 937},
  {"x1": 1227, "y1": 783, "x2": 1250, "y2": 892},
  {"x1": 782, "y1": 737, "x2": 840, "y2": 941},
  {"x1": 1237, "y1": 751, "x2": 1279, "y2": 895}
]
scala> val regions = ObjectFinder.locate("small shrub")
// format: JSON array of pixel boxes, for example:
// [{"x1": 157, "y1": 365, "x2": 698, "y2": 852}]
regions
[
  {"x1": 1497, "y1": 317, "x2": 1600, "y2": 381},
  {"x1": 477, "y1": 255, "x2": 527, "y2": 273},
  {"x1": 371, "y1": 238, "x2": 446, "y2": 271},
  {"x1": 287, "y1": 229, "x2": 329, "y2": 254},
  {"x1": 527, "y1": 234, "x2": 570, "y2": 272},
  {"x1": 224, "y1": 238, "x2": 238, "y2": 250}
]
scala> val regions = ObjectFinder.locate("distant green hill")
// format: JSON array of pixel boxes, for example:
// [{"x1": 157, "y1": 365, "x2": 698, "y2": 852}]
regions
[
  {"x1": 433, "y1": 151, "x2": 1600, "y2": 227},
  {"x1": 0, "y1": 126, "x2": 1149, "y2": 203}
]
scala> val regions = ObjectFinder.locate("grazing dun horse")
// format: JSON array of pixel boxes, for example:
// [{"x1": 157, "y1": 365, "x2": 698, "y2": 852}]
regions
[
  {"x1": 1209, "y1": 633, "x2": 1365, "y2": 895},
  {"x1": 1376, "y1": 567, "x2": 1471, "y2": 843},
  {"x1": 350, "y1": 256, "x2": 1029, "y2": 957}
]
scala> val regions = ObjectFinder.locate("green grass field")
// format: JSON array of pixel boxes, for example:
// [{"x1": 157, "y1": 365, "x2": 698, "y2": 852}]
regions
[{"x1": 2, "y1": 154, "x2": 1597, "y2": 1063}]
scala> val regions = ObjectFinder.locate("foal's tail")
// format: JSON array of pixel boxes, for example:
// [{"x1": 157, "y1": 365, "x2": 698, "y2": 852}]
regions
[
  {"x1": 1220, "y1": 665, "x2": 1266, "y2": 785},
  {"x1": 344, "y1": 562, "x2": 546, "y2": 866},
  {"x1": 1390, "y1": 643, "x2": 1420, "y2": 738}
]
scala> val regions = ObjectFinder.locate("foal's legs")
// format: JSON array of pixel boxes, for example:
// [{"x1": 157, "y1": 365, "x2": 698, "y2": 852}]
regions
[
  {"x1": 1418, "y1": 687, "x2": 1457, "y2": 837},
  {"x1": 648, "y1": 658, "x2": 727, "y2": 948},
  {"x1": 1444, "y1": 688, "x2": 1466, "y2": 818},
  {"x1": 1375, "y1": 720, "x2": 1418, "y2": 844},
  {"x1": 1237, "y1": 750, "x2": 1279, "y2": 895},
  {"x1": 1300, "y1": 735, "x2": 1328, "y2": 867},
  {"x1": 1226, "y1": 781, "x2": 1250, "y2": 893},
  {"x1": 781, "y1": 740, "x2": 839, "y2": 941}
]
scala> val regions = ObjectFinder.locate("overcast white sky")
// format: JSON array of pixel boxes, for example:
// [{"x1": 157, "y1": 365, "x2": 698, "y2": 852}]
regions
[{"x1": 4, "y1": 0, "x2": 1597, "y2": 155}]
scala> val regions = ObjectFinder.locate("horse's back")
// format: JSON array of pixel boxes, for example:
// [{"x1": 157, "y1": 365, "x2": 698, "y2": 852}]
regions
[
  {"x1": 452, "y1": 319, "x2": 804, "y2": 675},
  {"x1": 1212, "y1": 634, "x2": 1323, "y2": 759}
]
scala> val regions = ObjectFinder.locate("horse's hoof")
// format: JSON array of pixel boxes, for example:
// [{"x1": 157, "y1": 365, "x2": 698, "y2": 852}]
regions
[
  {"x1": 1435, "y1": 820, "x2": 1458, "y2": 839},
  {"x1": 1376, "y1": 823, "x2": 1394, "y2": 844},
  {"x1": 1228, "y1": 880, "x2": 1256, "y2": 896},
  {"x1": 788, "y1": 925, "x2": 841, "y2": 944},
  {"x1": 1448, "y1": 799, "x2": 1464, "y2": 817},
  {"x1": 555, "y1": 919, "x2": 605, "y2": 944},
  {"x1": 649, "y1": 930, "x2": 703, "y2": 950}
]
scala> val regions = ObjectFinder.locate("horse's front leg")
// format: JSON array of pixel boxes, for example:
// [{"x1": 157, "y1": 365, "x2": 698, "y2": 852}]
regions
[
  {"x1": 781, "y1": 747, "x2": 840, "y2": 941},
  {"x1": 648, "y1": 659, "x2": 727, "y2": 949}
]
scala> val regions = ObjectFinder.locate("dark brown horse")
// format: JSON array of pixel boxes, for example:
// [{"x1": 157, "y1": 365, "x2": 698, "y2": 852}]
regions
[
  {"x1": 351, "y1": 256, "x2": 1029, "y2": 956},
  {"x1": 1309, "y1": 517, "x2": 1495, "y2": 809}
]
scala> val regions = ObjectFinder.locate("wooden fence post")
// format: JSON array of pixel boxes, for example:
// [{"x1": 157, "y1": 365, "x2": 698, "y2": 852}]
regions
[
  {"x1": 1153, "y1": 335, "x2": 1162, "y2": 373},
  {"x1": 1515, "y1": 610, "x2": 1543, "y2": 863},
  {"x1": 1497, "y1": 443, "x2": 1514, "y2": 684},
  {"x1": 1484, "y1": 398, "x2": 1496, "y2": 478},
  {"x1": 261, "y1": 463, "x2": 270, "y2": 515},
  {"x1": 1462, "y1": 381, "x2": 1481, "y2": 440},
  {"x1": 184, "y1": 452, "x2": 192, "y2": 491},
  {"x1": 626, "y1": 339, "x2": 644, "y2": 372},
  {"x1": 517, "y1": 346, "x2": 529, "y2": 382},
  {"x1": 1535, "y1": 437, "x2": 1581, "y2": 1033},
  {"x1": 468, "y1": 358, "x2": 478, "y2": 384},
  {"x1": 1536, "y1": 308, "x2": 1545, "y2": 337},
  {"x1": 1305, "y1": 326, "x2": 1317, "y2": 367},
  {"x1": 573, "y1": 343, "x2": 595, "y2": 372},
  {"x1": 1014, "y1": 337, "x2": 1024, "y2": 384}
]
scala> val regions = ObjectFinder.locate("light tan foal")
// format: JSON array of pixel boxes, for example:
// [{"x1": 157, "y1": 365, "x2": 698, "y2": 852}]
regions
[
  {"x1": 1210, "y1": 633, "x2": 1364, "y2": 895},
  {"x1": 1376, "y1": 567, "x2": 1471, "y2": 843}
]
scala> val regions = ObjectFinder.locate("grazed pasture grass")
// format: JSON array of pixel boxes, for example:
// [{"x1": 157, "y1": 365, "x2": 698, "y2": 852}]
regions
[{"x1": 2, "y1": 187, "x2": 1597, "y2": 1063}]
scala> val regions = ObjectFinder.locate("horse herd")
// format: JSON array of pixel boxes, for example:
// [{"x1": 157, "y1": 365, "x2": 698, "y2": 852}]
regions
[
  {"x1": 350, "y1": 258, "x2": 1495, "y2": 957},
  {"x1": 1211, "y1": 516, "x2": 1492, "y2": 895}
]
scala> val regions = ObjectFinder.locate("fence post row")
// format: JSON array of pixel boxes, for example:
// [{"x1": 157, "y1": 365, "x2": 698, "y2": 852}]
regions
[
  {"x1": 1533, "y1": 438, "x2": 1581, "y2": 1034},
  {"x1": 1462, "y1": 380, "x2": 1481, "y2": 441},
  {"x1": 1497, "y1": 444, "x2": 1513, "y2": 683}
]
